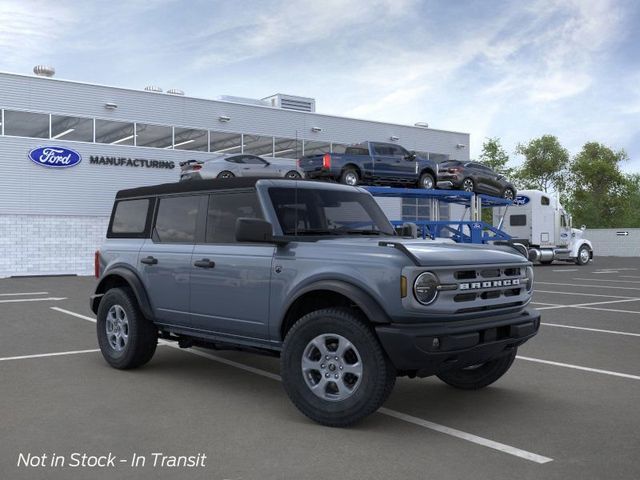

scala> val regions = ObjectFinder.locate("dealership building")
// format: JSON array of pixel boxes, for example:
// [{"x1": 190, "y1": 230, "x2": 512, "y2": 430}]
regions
[{"x1": 0, "y1": 69, "x2": 470, "y2": 277}]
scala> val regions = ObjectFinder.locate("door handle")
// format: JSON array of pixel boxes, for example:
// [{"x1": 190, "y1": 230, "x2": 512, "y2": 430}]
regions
[
  {"x1": 193, "y1": 259, "x2": 216, "y2": 269},
  {"x1": 140, "y1": 256, "x2": 158, "y2": 265}
]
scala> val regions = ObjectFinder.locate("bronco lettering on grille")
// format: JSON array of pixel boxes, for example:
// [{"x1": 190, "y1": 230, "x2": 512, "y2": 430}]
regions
[{"x1": 459, "y1": 279, "x2": 520, "y2": 290}]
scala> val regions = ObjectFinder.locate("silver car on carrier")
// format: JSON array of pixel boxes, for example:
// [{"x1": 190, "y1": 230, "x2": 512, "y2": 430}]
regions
[{"x1": 180, "y1": 154, "x2": 304, "y2": 181}]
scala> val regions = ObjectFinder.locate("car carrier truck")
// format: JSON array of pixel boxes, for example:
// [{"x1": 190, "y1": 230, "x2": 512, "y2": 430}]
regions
[{"x1": 493, "y1": 189, "x2": 593, "y2": 265}]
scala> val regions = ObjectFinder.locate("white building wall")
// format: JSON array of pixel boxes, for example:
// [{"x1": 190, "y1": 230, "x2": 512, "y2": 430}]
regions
[
  {"x1": 0, "y1": 215, "x2": 108, "y2": 277},
  {"x1": 583, "y1": 228, "x2": 640, "y2": 257}
]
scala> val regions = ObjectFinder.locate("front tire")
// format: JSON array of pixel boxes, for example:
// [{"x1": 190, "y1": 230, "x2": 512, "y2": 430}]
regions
[
  {"x1": 436, "y1": 348, "x2": 517, "y2": 390},
  {"x1": 576, "y1": 245, "x2": 591, "y2": 265},
  {"x1": 281, "y1": 308, "x2": 396, "y2": 427},
  {"x1": 418, "y1": 172, "x2": 435, "y2": 189},
  {"x1": 97, "y1": 287, "x2": 157, "y2": 370}
]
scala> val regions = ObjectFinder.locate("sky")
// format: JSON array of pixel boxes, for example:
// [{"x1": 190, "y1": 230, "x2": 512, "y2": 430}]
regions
[{"x1": 1, "y1": 0, "x2": 639, "y2": 171}]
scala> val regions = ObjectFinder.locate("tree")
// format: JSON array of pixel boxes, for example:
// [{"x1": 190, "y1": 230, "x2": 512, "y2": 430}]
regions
[
  {"x1": 478, "y1": 137, "x2": 514, "y2": 177},
  {"x1": 567, "y1": 142, "x2": 632, "y2": 228},
  {"x1": 514, "y1": 135, "x2": 569, "y2": 193}
]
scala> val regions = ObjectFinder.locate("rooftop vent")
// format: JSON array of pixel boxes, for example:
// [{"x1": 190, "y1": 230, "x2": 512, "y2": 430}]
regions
[
  {"x1": 262, "y1": 94, "x2": 316, "y2": 112},
  {"x1": 33, "y1": 65, "x2": 55, "y2": 77},
  {"x1": 167, "y1": 88, "x2": 185, "y2": 96},
  {"x1": 144, "y1": 85, "x2": 163, "y2": 93}
]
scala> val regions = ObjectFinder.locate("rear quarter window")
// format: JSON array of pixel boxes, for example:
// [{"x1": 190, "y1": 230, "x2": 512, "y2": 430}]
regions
[
  {"x1": 108, "y1": 198, "x2": 152, "y2": 238},
  {"x1": 510, "y1": 215, "x2": 527, "y2": 227}
]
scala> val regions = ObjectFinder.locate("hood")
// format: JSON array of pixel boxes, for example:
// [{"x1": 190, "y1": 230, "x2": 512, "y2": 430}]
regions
[{"x1": 314, "y1": 237, "x2": 528, "y2": 266}]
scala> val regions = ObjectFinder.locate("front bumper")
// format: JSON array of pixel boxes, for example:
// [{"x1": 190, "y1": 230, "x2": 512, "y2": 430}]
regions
[{"x1": 375, "y1": 308, "x2": 540, "y2": 376}]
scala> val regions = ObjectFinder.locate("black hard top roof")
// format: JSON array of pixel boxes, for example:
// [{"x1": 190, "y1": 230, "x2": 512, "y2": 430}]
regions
[{"x1": 115, "y1": 177, "x2": 264, "y2": 199}]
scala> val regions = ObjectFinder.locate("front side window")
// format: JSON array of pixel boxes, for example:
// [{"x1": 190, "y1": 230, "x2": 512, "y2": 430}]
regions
[
  {"x1": 541, "y1": 196, "x2": 550, "y2": 206},
  {"x1": 206, "y1": 191, "x2": 263, "y2": 243},
  {"x1": 4, "y1": 110, "x2": 49, "y2": 138},
  {"x1": 268, "y1": 188, "x2": 395, "y2": 236},
  {"x1": 154, "y1": 195, "x2": 200, "y2": 243},
  {"x1": 242, "y1": 155, "x2": 267, "y2": 165},
  {"x1": 110, "y1": 199, "x2": 150, "y2": 236}
]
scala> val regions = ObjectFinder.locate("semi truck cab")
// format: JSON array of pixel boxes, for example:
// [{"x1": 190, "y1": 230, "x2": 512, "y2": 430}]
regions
[{"x1": 493, "y1": 189, "x2": 593, "y2": 265}]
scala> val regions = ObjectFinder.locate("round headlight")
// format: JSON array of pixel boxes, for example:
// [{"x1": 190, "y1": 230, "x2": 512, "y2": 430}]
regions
[
  {"x1": 525, "y1": 266, "x2": 534, "y2": 292},
  {"x1": 414, "y1": 272, "x2": 440, "y2": 305}
]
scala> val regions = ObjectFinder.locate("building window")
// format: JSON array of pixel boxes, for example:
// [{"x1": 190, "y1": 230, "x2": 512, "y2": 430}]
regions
[
  {"x1": 274, "y1": 137, "x2": 303, "y2": 159},
  {"x1": 135, "y1": 123, "x2": 173, "y2": 149},
  {"x1": 51, "y1": 115, "x2": 93, "y2": 142},
  {"x1": 303, "y1": 140, "x2": 330, "y2": 156},
  {"x1": 173, "y1": 127, "x2": 208, "y2": 151},
  {"x1": 244, "y1": 134, "x2": 274, "y2": 156},
  {"x1": 3, "y1": 110, "x2": 49, "y2": 138},
  {"x1": 210, "y1": 131, "x2": 243, "y2": 154},
  {"x1": 95, "y1": 119, "x2": 134, "y2": 145}
]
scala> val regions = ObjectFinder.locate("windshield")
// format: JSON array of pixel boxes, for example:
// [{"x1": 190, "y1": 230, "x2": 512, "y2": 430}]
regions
[{"x1": 268, "y1": 187, "x2": 395, "y2": 237}]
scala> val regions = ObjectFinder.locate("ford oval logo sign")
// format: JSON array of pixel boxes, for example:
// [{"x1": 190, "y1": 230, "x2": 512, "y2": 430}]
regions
[
  {"x1": 28, "y1": 146, "x2": 82, "y2": 168},
  {"x1": 514, "y1": 195, "x2": 530, "y2": 206}
]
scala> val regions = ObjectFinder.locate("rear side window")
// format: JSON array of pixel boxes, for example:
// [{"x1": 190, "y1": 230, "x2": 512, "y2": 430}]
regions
[
  {"x1": 206, "y1": 191, "x2": 263, "y2": 243},
  {"x1": 510, "y1": 215, "x2": 527, "y2": 226},
  {"x1": 345, "y1": 147, "x2": 369, "y2": 156},
  {"x1": 109, "y1": 199, "x2": 151, "y2": 237},
  {"x1": 154, "y1": 195, "x2": 200, "y2": 243}
]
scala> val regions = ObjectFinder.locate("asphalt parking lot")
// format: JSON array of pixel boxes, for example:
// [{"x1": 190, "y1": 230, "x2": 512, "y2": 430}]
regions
[{"x1": 1, "y1": 257, "x2": 639, "y2": 480}]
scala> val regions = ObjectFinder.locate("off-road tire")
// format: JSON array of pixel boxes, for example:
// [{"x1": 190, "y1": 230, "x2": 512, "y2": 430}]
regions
[
  {"x1": 340, "y1": 168, "x2": 359, "y2": 186},
  {"x1": 97, "y1": 287, "x2": 158, "y2": 370},
  {"x1": 436, "y1": 348, "x2": 517, "y2": 390},
  {"x1": 281, "y1": 308, "x2": 396, "y2": 427}
]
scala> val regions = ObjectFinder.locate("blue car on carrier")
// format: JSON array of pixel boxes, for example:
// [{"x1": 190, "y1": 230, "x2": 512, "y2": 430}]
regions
[{"x1": 298, "y1": 141, "x2": 439, "y2": 189}]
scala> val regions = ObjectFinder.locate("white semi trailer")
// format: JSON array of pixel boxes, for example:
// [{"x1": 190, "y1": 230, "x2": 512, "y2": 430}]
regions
[{"x1": 493, "y1": 190, "x2": 593, "y2": 265}]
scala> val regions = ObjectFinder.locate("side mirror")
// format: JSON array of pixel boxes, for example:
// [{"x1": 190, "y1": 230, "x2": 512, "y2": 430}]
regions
[
  {"x1": 395, "y1": 222, "x2": 418, "y2": 238},
  {"x1": 405, "y1": 152, "x2": 416, "y2": 161},
  {"x1": 581, "y1": 225, "x2": 586, "y2": 231},
  {"x1": 236, "y1": 218, "x2": 274, "y2": 243}
]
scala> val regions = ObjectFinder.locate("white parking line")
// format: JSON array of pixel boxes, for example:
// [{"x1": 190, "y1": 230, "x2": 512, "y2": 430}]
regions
[
  {"x1": 534, "y1": 298, "x2": 640, "y2": 311},
  {"x1": 51, "y1": 308, "x2": 553, "y2": 464},
  {"x1": 573, "y1": 278, "x2": 640, "y2": 284},
  {"x1": 378, "y1": 408, "x2": 553, "y2": 464},
  {"x1": 0, "y1": 297, "x2": 67, "y2": 304},
  {"x1": 536, "y1": 282, "x2": 640, "y2": 291},
  {"x1": 574, "y1": 306, "x2": 640, "y2": 315},
  {"x1": 0, "y1": 292, "x2": 49, "y2": 296},
  {"x1": 541, "y1": 323, "x2": 640, "y2": 337},
  {"x1": 621, "y1": 275, "x2": 640, "y2": 279},
  {"x1": 535, "y1": 290, "x2": 638, "y2": 299},
  {"x1": 517, "y1": 356, "x2": 640, "y2": 381},
  {"x1": 0, "y1": 349, "x2": 100, "y2": 362},
  {"x1": 552, "y1": 269, "x2": 578, "y2": 272},
  {"x1": 51, "y1": 307, "x2": 96, "y2": 323}
]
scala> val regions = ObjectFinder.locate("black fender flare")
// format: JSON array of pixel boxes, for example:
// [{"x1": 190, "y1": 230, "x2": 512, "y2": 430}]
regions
[
  {"x1": 282, "y1": 279, "x2": 391, "y2": 326},
  {"x1": 90, "y1": 266, "x2": 153, "y2": 319}
]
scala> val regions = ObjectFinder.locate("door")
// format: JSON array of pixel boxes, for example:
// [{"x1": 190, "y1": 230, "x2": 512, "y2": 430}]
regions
[
  {"x1": 371, "y1": 143, "x2": 409, "y2": 182},
  {"x1": 139, "y1": 194, "x2": 203, "y2": 326},
  {"x1": 189, "y1": 190, "x2": 274, "y2": 341},
  {"x1": 239, "y1": 155, "x2": 279, "y2": 177},
  {"x1": 558, "y1": 211, "x2": 571, "y2": 246}
]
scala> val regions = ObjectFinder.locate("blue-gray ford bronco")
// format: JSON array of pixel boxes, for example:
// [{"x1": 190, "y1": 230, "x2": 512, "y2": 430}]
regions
[{"x1": 91, "y1": 177, "x2": 540, "y2": 426}]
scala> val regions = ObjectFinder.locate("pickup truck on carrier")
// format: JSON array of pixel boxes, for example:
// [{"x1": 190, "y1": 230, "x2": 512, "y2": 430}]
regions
[{"x1": 298, "y1": 141, "x2": 439, "y2": 189}]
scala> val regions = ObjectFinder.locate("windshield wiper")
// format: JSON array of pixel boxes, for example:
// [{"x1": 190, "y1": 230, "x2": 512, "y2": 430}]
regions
[{"x1": 283, "y1": 229, "x2": 342, "y2": 236}]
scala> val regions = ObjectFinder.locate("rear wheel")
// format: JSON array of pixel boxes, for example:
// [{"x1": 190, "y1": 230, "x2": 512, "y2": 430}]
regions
[
  {"x1": 340, "y1": 168, "x2": 359, "y2": 186},
  {"x1": 418, "y1": 172, "x2": 435, "y2": 189},
  {"x1": 217, "y1": 171, "x2": 235, "y2": 179},
  {"x1": 281, "y1": 308, "x2": 396, "y2": 427},
  {"x1": 462, "y1": 178, "x2": 475, "y2": 192},
  {"x1": 576, "y1": 245, "x2": 591, "y2": 265},
  {"x1": 436, "y1": 348, "x2": 517, "y2": 390},
  {"x1": 285, "y1": 170, "x2": 302, "y2": 179},
  {"x1": 97, "y1": 287, "x2": 157, "y2": 369}
]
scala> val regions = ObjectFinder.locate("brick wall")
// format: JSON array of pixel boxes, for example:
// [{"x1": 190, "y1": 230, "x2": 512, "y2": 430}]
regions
[{"x1": 0, "y1": 215, "x2": 109, "y2": 277}]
